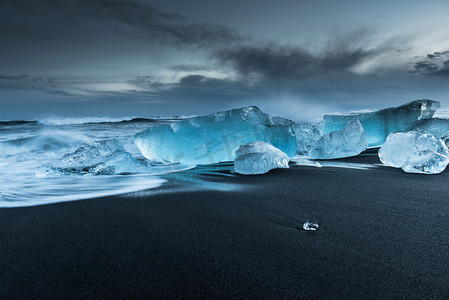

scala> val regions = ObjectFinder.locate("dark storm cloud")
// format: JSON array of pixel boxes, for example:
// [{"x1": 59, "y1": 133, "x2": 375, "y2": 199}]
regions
[
  {"x1": 3, "y1": 0, "x2": 449, "y2": 121},
  {"x1": 214, "y1": 43, "x2": 375, "y2": 80},
  {"x1": 0, "y1": 74, "x2": 79, "y2": 99},
  {"x1": 169, "y1": 65, "x2": 212, "y2": 72},
  {"x1": 0, "y1": 74, "x2": 58, "y2": 90},
  {"x1": 128, "y1": 74, "x2": 263, "y2": 97},
  {"x1": 0, "y1": 0, "x2": 245, "y2": 47},
  {"x1": 176, "y1": 74, "x2": 262, "y2": 94},
  {"x1": 413, "y1": 51, "x2": 449, "y2": 76}
]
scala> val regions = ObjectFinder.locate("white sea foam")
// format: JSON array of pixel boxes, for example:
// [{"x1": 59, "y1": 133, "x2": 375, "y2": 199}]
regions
[
  {"x1": 0, "y1": 119, "x2": 186, "y2": 207},
  {"x1": 37, "y1": 117, "x2": 136, "y2": 125}
]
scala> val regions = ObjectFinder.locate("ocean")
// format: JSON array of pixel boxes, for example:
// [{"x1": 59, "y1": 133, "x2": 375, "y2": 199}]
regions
[{"x1": 0, "y1": 117, "x2": 192, "y2": 207}]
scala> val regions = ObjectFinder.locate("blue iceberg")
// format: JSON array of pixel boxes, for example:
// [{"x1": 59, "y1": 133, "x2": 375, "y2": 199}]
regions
[
  {"x1": 134, "y1": 106, "x2": 297, "y2": 165},
  {"x1": 271, "y1": 117, "x2": 322, "y2": 156},
  {"x1": 379, "y1": 131, "x2": 449, "y2": 174},
  {"x1": 323, "y1": 100, "x2": 440, "y2": 147},
  {"x1": 37, "y1": 139, "x2": 149, "y2": 176},
  {"x1": 309, "y1": 119, "x2": 368, "y2": 159},
  {"x1": 234, "y1": 141, "x2": 290, "y2": 175},
  {"x1": 407, "y1": 118, "x2": 449, "y2": 141},
  {"x1": 293, "y1": 122, "x2": 322, "y2": 156}
]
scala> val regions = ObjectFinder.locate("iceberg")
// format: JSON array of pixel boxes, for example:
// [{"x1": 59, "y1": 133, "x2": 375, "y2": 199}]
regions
[
  {"x1": 378, "y1": 131, "x2": 449, "y2": 174},
  {"x1": 37, "y1": 140, "x2": 148, "y2": 176},
  {"x1": 407, "y1": 118, "x2": 449, "y2": 139},
  {"x1": 60, "y1": 139, "x2": 125, "y2": 166},
  {"x1": 293, "y1": 123, "x2": 322, "y2": 156},
  {"x1": 272, "y1": 117, "x2": 322, "y2": 156},
  {"x1": 323, "y1": 100, "x2": 440, "y2": 147},
  {"x1": 234, "y1": 141, "x2": 290, "y2": 175},
  {"x1": 309, "y1": 119, "x2": 368, "y2": 159},
  {"x1": 134, "y1": 106, "x2": 297, "y2": 165}
]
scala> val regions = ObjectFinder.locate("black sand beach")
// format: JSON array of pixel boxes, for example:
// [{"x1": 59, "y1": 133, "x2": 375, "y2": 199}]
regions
[{"x1": 1, "y1": 153, "x2": 449, "y2": 298}]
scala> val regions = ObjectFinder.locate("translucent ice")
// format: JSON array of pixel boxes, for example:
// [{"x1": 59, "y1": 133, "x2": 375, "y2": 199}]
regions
[
  {"x1": 309, "y1": 119, "x2": 368, "y2": 159},
  {"x1": 378, "y1": 131, "x2": 449, "y2": 174},
  {"x1": 303, "y1": 221, "x2": 319, "y2": 231},
  {"x1": 407, "y1": 118, "x2": 449, "y2": 139},
  {"x1": 234, "y1": 141, "x2": 290, "y2": 175},
  {"x1": 61, "y1": 139, "x2": 124, "y2": 166},
  {"x1": 37, "y1": 139, "x2": 148, "y2": 176},
  {"x1": 323, "y1": 100, "x2": 440, "y2": 147},
  {"x1": 293, "y1": 123, "x2": 322, "y2": 155},
  {"x1": 134, "y1": 106, "x2": 297, "y2": 165},
  {"x1": 272, "y1": 117, "x2": 322, "y2": 156}
]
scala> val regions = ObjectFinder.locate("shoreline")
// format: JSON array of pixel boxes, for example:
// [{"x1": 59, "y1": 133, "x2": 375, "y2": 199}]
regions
[{"x1": 1, "y1": 153, "x2": 449, "y2": 298}]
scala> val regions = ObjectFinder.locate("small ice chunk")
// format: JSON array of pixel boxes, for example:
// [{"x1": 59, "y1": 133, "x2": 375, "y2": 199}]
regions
[
  {"x1": 323, "y1": 100, "x2": 440, "y2": 147},
  {"x1": 61, "y1": 139, "x2": 124, "y2": 166},
  {"x1": 303, "y1": 221, "x2": 319, "y2": 231},
  {"x1": 309, "y1": 119, "x2": 368, "y2": 160},
  {"x1": 37, "y1": 139, "x2": 149, "y2": 176},
  {"x1": 379, "y1": 131, "x2": 449, "y2": 174},
  {"x1": 234, "y1": 141, "x2": 289, "y2": 175}
]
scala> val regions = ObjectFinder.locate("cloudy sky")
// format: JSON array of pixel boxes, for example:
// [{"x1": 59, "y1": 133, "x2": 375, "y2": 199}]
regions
[{"x1": 1, "y1": 0, "x2": 449, "y2": 121}]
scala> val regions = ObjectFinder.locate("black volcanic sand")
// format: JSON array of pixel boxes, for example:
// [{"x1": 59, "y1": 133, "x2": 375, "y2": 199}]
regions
[{"x1": 1, "y1": 153, "x2": 449, "y2": 298}]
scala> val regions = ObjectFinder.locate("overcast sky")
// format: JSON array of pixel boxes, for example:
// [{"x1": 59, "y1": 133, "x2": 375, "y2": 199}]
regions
[{"x1": 1, "y1": 0, "x2": 449, "y2": 120}]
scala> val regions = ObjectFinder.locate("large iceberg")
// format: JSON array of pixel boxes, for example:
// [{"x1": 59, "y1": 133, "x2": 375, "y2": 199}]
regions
[
  {"x1": 134, "y1": 106, "x2": 297, "y2": 165},
  {"x1": 37, "y1": 139, "x2": 149, "y2": 176},
  {"x1": 378, "y1": 131, "x2": 449, "y2": 174},
  {"x1": 323, "y1": 100, "x2": 440, "y2": 147},
  {"x1": 234, "y1": 141, "x2": 289, "y2": 175},
  {"x1": 309, "y1": 119, "x2": 368, "y2": 159}
]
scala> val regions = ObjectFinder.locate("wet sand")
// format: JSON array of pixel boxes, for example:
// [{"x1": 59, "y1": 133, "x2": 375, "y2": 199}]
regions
[{"x1": 1, "y1": 153, "x2": 449, "y2": 298}]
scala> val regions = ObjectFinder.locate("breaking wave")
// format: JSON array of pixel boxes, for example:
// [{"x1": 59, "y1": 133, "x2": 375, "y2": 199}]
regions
[
  {"x1": 0, "y1": 119, "x2": 192, "y2": 207},
  {"x1": 1, "y1": 115, "x2": 193, "y2": 127}
]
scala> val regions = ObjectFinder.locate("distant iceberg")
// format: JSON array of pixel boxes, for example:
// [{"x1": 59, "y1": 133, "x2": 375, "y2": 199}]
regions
[
  {"x1": 309, "y1": 119, "x2": 368, "y2": 159},
  {"x1": 134, "y1": 106, "x2": 297, "y2": 165},
  {"x1": 379, "y1": 131, "x2": 449, "y2": 174},
  {"x1": 323, "y1": 100, "x2": 440, "y2": 147},
  {"x1": 234, "y1": 141, "x2": 290, "y2": 175}
]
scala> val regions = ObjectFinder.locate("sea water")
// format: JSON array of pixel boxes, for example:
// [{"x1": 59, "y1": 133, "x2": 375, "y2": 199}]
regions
[{"x1": 0, "y1": 117, "x2": 190, "y2": 207}]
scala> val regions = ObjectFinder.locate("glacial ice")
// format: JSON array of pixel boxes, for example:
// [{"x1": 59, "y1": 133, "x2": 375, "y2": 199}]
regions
[
  {"x1": 134, "y1": 106, "x2": 297, "y2": 165},
  {"x1": 272, "y1": 117, "x2": 322, "y2": 156},
  {"x1": 378, "y1": 131, "x2": 449, "y2": 174},
  {"x1": 234, "y1": 141, "x2": 290, "y2": 175},
  {"x1": 323, "y1": 100, "x2": 440, "y2": 147},
  {"x1": 407, "y1": 118, "x2": 449, "y2": 140},
  {"x1": 293, "y1": 123, "x2": 322, "y2": 155},
  {"x1": 61, "y1": 139, "x2": 124, "y2": 166},
  {"x1": 303, "y1": 221, "x2": 319, "y2": 231},
  {"x1": 309, "y1": 119, "x2": 368, "y2": 159},
  {"x1": 37, "y1": 140, "x2": 148, "y2": 176}
]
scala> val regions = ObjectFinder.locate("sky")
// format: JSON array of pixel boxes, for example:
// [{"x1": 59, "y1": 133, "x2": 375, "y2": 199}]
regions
[{"x1": 1, "y1": 0, "x2": 449, "y2": 121}]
